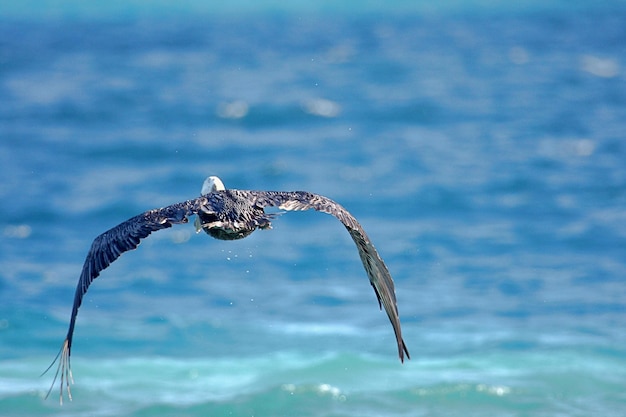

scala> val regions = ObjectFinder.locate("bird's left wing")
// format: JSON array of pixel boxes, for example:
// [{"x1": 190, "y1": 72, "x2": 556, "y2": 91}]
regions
[
  {"x1": 44, "y1": 198, "x2": 202, "y2": 404},
  {"x1": 244, "y1": 190, "x2": 410, "y2": 363}
]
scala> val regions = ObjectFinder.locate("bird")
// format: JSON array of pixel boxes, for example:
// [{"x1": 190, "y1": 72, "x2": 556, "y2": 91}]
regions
[{"x1": 44, "y1": 176, "x2": 410, "y2": 403}]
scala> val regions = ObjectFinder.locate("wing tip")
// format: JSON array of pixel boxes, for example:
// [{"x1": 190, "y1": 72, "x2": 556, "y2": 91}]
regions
[
  {"x1": 42, "y1": 339, "x2": 73, "y2": 405},
  {"x1": 399, "y1": 339, "x2": 411, "y2": 363}
]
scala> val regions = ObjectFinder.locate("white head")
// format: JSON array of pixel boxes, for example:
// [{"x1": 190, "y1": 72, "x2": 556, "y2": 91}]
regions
[{"x1": 200, "y1": 175, "x2": 225, "y2": 195}]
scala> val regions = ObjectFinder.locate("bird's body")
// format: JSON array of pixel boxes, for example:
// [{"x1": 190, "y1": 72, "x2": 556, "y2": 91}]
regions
[{"x1": 45, "y1": 176, "x2": 410, "y2": 403}]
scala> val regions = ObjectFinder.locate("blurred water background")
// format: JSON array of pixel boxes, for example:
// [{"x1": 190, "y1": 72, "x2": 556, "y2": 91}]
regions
[{"x1": 1, "y1": 1, "x2": 626, "y2": 416}]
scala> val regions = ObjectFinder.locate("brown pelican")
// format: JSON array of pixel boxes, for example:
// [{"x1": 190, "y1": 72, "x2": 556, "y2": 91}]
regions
[{"x1": 44, "y1": 176, "x2": 410, "y2": 403}]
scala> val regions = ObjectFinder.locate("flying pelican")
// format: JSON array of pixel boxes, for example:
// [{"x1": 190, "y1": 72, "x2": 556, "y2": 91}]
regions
[{"x1": 44, "y1": 176, "x2": 410, "y2": 403}]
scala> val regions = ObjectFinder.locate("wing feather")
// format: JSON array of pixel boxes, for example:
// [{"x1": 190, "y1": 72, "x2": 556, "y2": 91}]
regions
[
  {"x1": 246, "y1": 190, "x2": 410, "y2": 363},
  {"x1": 44, "y1": 198, "x2": 201, "y2": 403}
]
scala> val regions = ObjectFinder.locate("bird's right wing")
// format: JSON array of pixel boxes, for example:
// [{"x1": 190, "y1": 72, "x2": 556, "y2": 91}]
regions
[
  {"x1": 44, "y1": 198, "x2": 202, "y2": 404},
  {"x1": 246, "y1": 190, "x2": 410, "y2": 363}
]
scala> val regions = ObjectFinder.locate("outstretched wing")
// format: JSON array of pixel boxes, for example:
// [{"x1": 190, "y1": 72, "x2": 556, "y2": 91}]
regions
[
  {"x1": 44, "y1": 198, "x2": 202, "y2": 404},
  {"x1": 245, "y1": 190, "x2": 410, "y2": 363}
]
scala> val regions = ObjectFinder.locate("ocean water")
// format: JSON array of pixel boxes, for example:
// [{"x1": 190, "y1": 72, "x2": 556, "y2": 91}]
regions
[{"x1": 2, "y1": 2, "x2": 626, "y2": 416}]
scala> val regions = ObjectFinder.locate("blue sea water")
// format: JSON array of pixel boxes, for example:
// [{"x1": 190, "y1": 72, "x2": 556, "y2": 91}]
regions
[{"x1": 1, "y1": 1, "x2": 626, "y2": 416}]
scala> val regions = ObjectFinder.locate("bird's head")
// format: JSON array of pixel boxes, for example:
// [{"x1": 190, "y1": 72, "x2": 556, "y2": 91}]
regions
[{"x1": 200, "y1": 175, "x2": 226, "y2": 195}]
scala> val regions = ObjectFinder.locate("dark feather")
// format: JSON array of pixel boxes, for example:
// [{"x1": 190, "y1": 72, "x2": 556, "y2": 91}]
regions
[
  {"x1": 44, "y1": 200, "x2": 200, "y2": 403},
  {"x1": 245, "y1": 190, "x2": 410, "y2": 362}
]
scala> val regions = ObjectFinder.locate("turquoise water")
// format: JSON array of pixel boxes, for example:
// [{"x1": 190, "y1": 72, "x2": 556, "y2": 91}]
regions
[{"x1": 2, "y1": 2, "x2": 626, "y2": 416}]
